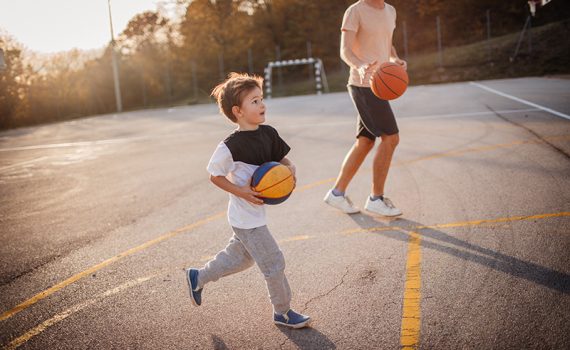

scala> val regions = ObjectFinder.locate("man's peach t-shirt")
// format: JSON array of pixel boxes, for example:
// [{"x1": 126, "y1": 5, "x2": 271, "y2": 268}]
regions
[{"x1": 341, "y1": 0, "x2": 396, "y2": 87}]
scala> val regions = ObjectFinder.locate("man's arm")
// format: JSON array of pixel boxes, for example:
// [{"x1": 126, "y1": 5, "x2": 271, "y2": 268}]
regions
[
  {"x1": 341, "y1": 30, "x2": 378, "y2": 84},
  {"x1": 391, "y1": 45, "x2": 407, "y2": 70}
]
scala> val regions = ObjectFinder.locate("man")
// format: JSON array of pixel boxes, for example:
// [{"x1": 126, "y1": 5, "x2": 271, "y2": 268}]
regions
[{"x1": 324, "y1": 0, "x2": 406, "y2": 216}]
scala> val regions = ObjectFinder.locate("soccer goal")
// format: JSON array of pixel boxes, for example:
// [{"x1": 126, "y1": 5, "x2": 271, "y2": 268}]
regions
[{"x1": 263, "y1": 58, "x2": 329, "y2": 99}]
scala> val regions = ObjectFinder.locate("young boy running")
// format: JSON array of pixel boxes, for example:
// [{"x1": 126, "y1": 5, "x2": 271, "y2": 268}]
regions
[
  {"x1": 185, "y1": 73, "x2": 310, "y2": 329},
  {"x1": 324, "y1": 0, "x2": 406, "y2": 216}
]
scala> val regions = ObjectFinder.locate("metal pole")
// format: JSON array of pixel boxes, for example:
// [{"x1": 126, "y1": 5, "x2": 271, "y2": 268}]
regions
[
  {"x1": 275, "y1": 45, "x2": 283, "y2": 89},
  {"x1": 403, "y1": 21, "x2": 409, "y2": 62},
  {"x1": 307, "y1": 41, "x2": 314, "y2": 82},
  {"x1": 192, "y1": 61, "x2": 198, "y2": 102},
  {"x1": 486, "y1": 9, "x2": 491, "y2": 62},
  {"x1": 248, "y1": 48, "x2": 254, "y2": 74},
  {"x1": 218, "y1": 52, "x2": 224, "y2": 80},
  {"x1": 436, "y1": 16, "x2": 443, "y2": 67},
  {"x1": 528, "y1": 15, "x2": 532, "y2": 54},
  {"x1": 511, "y1": 16, "x2": 531, "y2": 62},
  {"x1": 107, "y1": 0, "x2": 122, "y2": 112}
]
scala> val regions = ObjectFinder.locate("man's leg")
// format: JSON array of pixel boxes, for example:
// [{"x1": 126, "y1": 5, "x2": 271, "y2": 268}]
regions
[
  {"x1": 371, "y1": 133, "x2": 399, "y2": 196},
  {"x1": 333, "y1": 136, "x2": 375, "y2": 193},
  {"x1": 364, "y1": 132, "x2": 402, "y2": 217}
]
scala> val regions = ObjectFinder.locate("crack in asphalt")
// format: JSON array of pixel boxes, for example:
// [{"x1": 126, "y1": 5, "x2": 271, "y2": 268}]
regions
[
  {"x1": 302, "y1": 265, "x2": 351, "y2": 313},
  {"x1": 485, "y1": 104, "x2": 570, "y2": 160},
  {"x1": 278, "y1": 266, "x2": 351, "y2": 349}
]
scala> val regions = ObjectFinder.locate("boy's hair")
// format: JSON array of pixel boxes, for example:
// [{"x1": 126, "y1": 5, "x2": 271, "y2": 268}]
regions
[{"x1": 211, "y1": 72, "x2": 264, "y2": 122}]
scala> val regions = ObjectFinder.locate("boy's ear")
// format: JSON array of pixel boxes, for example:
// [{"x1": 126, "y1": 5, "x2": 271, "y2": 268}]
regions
[{"x1": 231, "y1": 105, "x2": 241, "y2": 119}]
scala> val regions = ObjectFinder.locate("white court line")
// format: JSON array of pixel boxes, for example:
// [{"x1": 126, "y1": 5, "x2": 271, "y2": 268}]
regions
[
  {"x1": 0, "y1": 108, "x2": 542, "y2": 153},
  {"x1": 470, "y1": 82, "x2": 570, "y2": 121},
  {"x1": 0, "y1": 157, "x2": 48, "y2": 173},
  {"x1": 399, "y1": 108, "x2": 540, "y2": 121},
  {"x1": 280, "y1": 108, "x2": 541, "y2": 129}
]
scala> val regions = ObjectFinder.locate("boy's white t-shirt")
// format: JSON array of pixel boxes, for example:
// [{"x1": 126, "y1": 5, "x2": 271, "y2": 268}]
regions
[
  {"x1": 342, "y1": 0, "x2": 397, "y2": 87},
  {"x1": 206, "y1": 125, "x2": 290, "y2": 229}
]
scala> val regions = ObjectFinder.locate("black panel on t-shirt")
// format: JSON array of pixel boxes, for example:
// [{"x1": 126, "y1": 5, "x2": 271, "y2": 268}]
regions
[{"x1": 223, "y1": 125, "x2": 290, "y2": 166}]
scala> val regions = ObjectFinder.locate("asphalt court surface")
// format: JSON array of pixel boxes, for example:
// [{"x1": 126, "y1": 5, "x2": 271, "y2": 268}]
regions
[{"x1": 0, "y1": 77, "x2": 569, "y2": 349}]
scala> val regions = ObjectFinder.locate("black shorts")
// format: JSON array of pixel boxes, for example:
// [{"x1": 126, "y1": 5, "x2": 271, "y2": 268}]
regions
[{"x1": 348, "y1": 85, "x2": 399, "y2": 140}]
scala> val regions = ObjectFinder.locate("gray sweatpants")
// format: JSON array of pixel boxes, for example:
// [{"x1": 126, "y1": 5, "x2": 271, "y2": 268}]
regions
[{"x1": 197, "y1": 225, "x2": 291, "y2": 314}]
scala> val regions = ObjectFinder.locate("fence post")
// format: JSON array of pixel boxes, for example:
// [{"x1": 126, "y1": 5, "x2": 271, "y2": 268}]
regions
[
  {"x1": 248, "y1": 48, "x2": 254, "y2": 74},
  {"x1": 403, "y1": 21, "x2": 409, "y2": 62},
  {"x1": 218, "y1": 52, "x2": 225, "y2": 80},
  {"x1": 436, "y1": 16, "x2": 443, "y2": 67},
  {"x1": 192, "y1": 61, "x2": 198, "y2": 102},
  {"x1": 275, "y1": 45, "x2": 283, "y2": 89},
  {"x1": 307, "y1": 41, "x2": 314, "y2": 82},
  {"x1": 486, "y1": 9, "x2": 491, "y2": 62}
]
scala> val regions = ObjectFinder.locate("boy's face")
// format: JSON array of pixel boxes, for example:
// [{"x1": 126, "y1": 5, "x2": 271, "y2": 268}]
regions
[{"x1": 234, "y1": 87, "x2": 265, "y2": 128}]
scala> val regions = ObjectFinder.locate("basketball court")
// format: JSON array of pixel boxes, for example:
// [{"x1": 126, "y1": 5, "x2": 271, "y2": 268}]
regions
[{"x1": 0, "y1": 76, "x2": 569, "y2": 349}]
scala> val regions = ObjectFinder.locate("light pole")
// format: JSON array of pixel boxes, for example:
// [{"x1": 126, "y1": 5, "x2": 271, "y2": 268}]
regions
[{"x1": 108, "y1": 0, "x2": 123, "y2": 112}]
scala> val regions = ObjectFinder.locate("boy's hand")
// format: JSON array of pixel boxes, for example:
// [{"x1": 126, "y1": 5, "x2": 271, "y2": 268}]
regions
[{"x1": 236, "y1": 185, "x2": 264, "y2": 205}]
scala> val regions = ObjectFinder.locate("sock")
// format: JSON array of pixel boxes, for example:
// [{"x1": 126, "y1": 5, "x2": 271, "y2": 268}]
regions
[
  {"x1": 331, "y1": 188, "x2": 345, "y2": 197},
  {"x1": 370, "y1": 194, "x2": 384, "y2": 201}
]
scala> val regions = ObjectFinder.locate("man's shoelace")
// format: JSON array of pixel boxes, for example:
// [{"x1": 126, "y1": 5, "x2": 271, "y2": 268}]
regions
[{"x1": 383, "y1": 197, "x2": 395, "y2": 208}]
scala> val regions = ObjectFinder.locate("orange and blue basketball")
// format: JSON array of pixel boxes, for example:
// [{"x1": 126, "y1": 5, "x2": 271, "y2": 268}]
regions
[{"x1": 251, "y1": 162, "x2": 295, "y2": 205}]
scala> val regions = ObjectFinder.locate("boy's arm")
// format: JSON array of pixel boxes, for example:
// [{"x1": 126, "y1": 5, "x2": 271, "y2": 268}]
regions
[{"x1": 210, "y1": 175, "x2": 264, "y2": 205}]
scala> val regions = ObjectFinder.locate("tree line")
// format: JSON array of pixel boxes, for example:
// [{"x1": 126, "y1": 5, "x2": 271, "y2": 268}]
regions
[{"x1": 1, "y1": 0, "x2": 568, "y2": 129}]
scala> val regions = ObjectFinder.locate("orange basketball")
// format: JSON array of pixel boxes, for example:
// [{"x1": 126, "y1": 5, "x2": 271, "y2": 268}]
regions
[{"x1": 370, "y1": 62, "x2": 409, "y2": 100}]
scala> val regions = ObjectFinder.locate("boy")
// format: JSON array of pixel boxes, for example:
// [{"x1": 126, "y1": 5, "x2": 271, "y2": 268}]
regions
[
  {"x1": 324, "y1": 0, "x2": 406, "y2": 216},
  {"x1": 185, "y1": 73, "x2": 310, "y2": 329}
]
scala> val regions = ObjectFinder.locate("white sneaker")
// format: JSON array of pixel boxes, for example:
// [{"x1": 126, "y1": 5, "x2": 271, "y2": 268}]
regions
[
  {"x1": 323, "y1": 189, "x2": 360, "y2": 214},
  {"x1": 364, "y1": 196, "x2": 402, "y2": 217}
]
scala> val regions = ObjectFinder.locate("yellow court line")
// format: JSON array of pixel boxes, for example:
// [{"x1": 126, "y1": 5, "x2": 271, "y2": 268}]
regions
[
  {"x1": 342, "y1": 212, "x2": 570, "y2": 235},
  {"x1": 400, "y1": 230, "x2": 422, "y2": 349},
  {"x1": 0, "y1": 212, "x2": 224, "y2": 322},
  {"x1": 279, "y1": 235, "x2": 312, "y2": 243}
]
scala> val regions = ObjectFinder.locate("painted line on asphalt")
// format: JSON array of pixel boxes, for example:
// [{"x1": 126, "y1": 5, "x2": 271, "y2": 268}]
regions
[
  {"x1": 0, "y1": 212, "x2": 224, "y2": 322},
  {"x1": 2, "y1": 276, "x2": 153, "y2": 350},
  {"x1": 400, "y1": 230, "x2": 422, "y2": 349},
  {"x1": 1, "y1": 133, "x2": 564, "y2": 322},
  {"x1": 398, "y1": 108, "x2": 540, "y2": 121},
  {"x1": 0, "y1": 108, "x2": 541, "y2": 153},
  {"x1": 0, "y1": 157, "x2": 49, "y2": 173},
  {"x1": 469, "y1": 82, "x2": 570, "y2": 121}
]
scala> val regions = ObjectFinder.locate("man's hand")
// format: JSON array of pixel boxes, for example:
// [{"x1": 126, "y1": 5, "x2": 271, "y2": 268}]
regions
[
  {"x1": 236, "y1": 185, "x2": 264, "y2": 205},
  {"x1": 358, "y1": 61, "x2": 378, "y2": 84},
  {"x1": 394, "y1": 58, "x2": 407, "y2": 71}
]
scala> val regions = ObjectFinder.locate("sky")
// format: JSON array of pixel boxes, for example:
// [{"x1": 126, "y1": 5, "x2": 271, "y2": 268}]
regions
[{"x1": 0, "y1": 0, "x2": 172, "y2": 53}]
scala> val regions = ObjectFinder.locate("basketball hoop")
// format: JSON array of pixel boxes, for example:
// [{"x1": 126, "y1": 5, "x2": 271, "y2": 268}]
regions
[
  {"x1": 528, "y1": 0, "x2": 539, "y2": 16},
  {"x1": 528, "y1": 0, "x2": 553, "y2": 16}
]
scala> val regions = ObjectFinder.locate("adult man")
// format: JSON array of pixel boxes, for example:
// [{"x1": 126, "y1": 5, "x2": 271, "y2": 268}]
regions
[{"x1": 324, "y1": 0, "x2": 406, "y2": 216}]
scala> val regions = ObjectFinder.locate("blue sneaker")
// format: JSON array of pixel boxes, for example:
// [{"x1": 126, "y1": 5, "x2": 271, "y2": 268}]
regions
[
  {"x1": 273, "y1": 309, "x2": 311, "y2": 328},
  {"x1": 185, "y1": 268, "x2": 202, "y2": 306}
]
